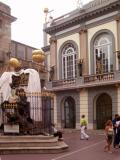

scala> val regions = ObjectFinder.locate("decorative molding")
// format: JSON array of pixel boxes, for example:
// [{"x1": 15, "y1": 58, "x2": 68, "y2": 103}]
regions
[
  {"x1": 45, "y1": 0, "x2": 120, "y2": 35},
  {"x1": 49, "y1": 36, "x2": 57, "y2": 44},
  {"x1": 79, "y1": 27, "x2": 87, "y2": 34},
  {"x1": 55, "y1": 12, "x2": 117, "y2": 39},
  {"x1": 116, "y1": 15, "x2": 120, "y2": 21}
]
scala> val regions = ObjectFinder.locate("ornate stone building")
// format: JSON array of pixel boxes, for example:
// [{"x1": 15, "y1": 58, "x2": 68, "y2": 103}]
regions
[
  {"x1": 44, "y1": 0, "x2": 120, "y2": 129},
  {"x1": 0, "y1": 2, "x2": 47, "y2": 88}
]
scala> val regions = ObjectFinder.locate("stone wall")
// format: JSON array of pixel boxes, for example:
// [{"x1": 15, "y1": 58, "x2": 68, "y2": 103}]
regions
[{"x1": 11, "y1": 40, "x2": 36, "y2": 61}]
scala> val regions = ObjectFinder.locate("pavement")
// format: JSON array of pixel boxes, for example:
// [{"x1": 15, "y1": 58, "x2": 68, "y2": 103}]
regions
[{"x1": 0, "y1": 130, "x2": 120, "y2": 160}]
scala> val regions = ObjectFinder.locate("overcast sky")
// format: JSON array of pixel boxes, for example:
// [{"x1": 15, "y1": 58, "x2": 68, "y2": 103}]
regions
[{"x1": 1, "y1": 0, "x2": 91, "y2": 48}]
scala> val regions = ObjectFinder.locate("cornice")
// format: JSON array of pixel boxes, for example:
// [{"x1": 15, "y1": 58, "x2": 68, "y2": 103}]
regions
[
  {"x1": 45, "y1": 0, "x2": 120, "y2": 35},
  {"x1": 0, "y1": 10, "x2": 16, "y2": 22}
]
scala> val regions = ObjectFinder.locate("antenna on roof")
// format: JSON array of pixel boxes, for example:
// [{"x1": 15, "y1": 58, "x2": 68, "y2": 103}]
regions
[{"x1": 76, "y1": 0, "x2": 83, "y2": 9}]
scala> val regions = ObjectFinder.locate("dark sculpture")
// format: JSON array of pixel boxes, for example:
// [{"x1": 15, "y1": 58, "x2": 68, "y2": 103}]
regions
[
  {"x1": 1, "y1": 88, "x2": 33, "y2": 135},
  {"x1": 78, "y1": 59, "x2": 83, "y2": 77},
  {"x1": 49, "y1": 66, "x2": 54, "y2": 81}
]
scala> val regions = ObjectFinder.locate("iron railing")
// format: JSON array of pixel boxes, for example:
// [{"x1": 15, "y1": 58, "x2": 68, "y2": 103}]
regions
[{"x1": 0, "y1": 92, "x2": 54, "y2": 135}]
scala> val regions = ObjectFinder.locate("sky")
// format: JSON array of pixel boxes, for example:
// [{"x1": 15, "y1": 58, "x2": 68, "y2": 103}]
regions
[{"x1": 0, "y1": 0, "x2": 91, "y2": 48}]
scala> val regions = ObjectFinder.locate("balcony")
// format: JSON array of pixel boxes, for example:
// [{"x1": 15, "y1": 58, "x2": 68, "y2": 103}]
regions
[{"x1": 46, "y1": 71, "x2": 120, "y2": 91}]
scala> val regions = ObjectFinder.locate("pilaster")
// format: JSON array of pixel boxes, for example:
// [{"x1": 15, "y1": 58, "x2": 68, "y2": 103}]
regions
[
  {"x1": 79, "y1": 28, "x2": 88, "y2": 75},
  {"x1": 116, "y1": 15, "x2": 120, "y2": 50},
  {"x1": 79, "y1": 89, "x2": 92, "y2": 129},
  {"x1": 53, "y1": 95, "x2": 58, "y2": 125},
  {"x1": 116, "y1": 15, "x2": 120, "y2": 70},
  {"x1": 49, "y1": 36, "x2": 57, "y2": 80},
  {"x1": 117, "y1": 87, "x2": 120, "y2": 115}
]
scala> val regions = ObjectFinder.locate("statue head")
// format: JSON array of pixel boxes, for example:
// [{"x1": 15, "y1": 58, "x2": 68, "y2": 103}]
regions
[{"x1": 9, "y1": 58, "x2": 21, "y2": 72}]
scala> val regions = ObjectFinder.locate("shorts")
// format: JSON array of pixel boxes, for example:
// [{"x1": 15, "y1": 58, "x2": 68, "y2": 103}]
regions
[{"x1": 107, "y1": 134, "x2": 113, "y2": 144}]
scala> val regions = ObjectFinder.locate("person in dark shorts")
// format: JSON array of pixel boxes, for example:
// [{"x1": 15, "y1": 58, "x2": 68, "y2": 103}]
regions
[
  {"x1": 115, "y1": 116, "x2": 120, "y2": 148},
  {"x1": 112, "y1": 114, "x2": 119, "y2": 148},
  {"x1": 104, "y1": 120, "x2": 113, "y2": 153}
]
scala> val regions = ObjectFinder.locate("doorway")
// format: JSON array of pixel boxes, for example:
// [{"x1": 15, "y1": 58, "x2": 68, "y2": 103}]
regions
[
  {"x1": 96, "y1": 93, "x2": 112, "y2": 129},
  {"x1": 64, "y1": 97, "x2": 76, "y2": 128}
]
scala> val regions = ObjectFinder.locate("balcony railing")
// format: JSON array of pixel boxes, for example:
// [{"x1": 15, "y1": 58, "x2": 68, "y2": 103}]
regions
[
  {"x1": 52, "y1": 78, "x2": 76, "y2": 88},
  {"x1": 84, "y1": 72, "x2": 114, "y2": 83},
  {"x1": 46, "y1": 71, "x2": 120, "y2": 91}
]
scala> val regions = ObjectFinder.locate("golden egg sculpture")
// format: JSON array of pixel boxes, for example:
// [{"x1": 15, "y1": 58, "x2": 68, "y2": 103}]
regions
[
  {"x1": 32, "y1": 49, "x2": 45, "y2": 63},
  {"x1": 9, "y1": 58, "x2": 21, "y2": 68}
]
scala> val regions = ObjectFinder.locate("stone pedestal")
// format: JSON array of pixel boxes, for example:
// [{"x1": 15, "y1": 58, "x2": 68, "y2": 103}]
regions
[{"x1": 0, "y1": 135, "x2": 68, "y2": 154}]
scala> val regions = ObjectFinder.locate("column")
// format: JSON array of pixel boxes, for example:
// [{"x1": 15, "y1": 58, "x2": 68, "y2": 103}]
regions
[
  {"x1": 79, "y1": 28, "x2": 88, "y2": 75},
  {"x1": 79, "y1": 89, "x2": 92, "y2": 129},
  {"x1": 116, "y1": 16, "x2": 120, "y2": 70},
  {"x1": 117, "y1": 87, "x2": 120, "y2": 115},
  {"x1": 53, "y1": 95, "x2": 58, "y2": 125},
  {"x1": 117, "y1": 16, "x2": 120, "y2": 50},
  {"x1": 49, "y1": 36, "x2": 57, "y2": 80}
]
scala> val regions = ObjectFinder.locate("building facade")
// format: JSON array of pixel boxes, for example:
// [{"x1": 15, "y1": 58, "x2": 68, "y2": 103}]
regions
[
  {"x1": 44, "y1": 0, "x2": 120, "y2": 129},
  {"x1": 0, "y1": 2, "x2": 16, "y2": 68},
  {"x1": 0, "y1": 2, "x2": 47, "y2": 89}
]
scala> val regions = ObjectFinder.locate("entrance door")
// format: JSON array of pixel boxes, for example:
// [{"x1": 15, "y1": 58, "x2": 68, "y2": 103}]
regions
[
  {"x1": 96, "y1": 93, "x2": 112, "y2": 129},
  {"x1": 64, "y1": 97, "x2": 76, "y2": 128}
]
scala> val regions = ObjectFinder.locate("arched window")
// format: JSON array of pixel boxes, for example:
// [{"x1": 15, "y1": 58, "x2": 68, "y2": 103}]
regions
[
  {"x1": 62, "y1": 43, "x2": 77, "y2": 79},
  {"x1": 94, "y1": 33, "x2": 113, "y2": 74}
]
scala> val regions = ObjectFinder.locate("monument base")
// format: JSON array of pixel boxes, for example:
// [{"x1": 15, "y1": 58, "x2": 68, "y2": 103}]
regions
[
  {"x1": 0, "y1": 135, "x2": 68, "y2": 154},
  {"x1": 4, "y1": 124, "x2": 19, "y2": 134}
]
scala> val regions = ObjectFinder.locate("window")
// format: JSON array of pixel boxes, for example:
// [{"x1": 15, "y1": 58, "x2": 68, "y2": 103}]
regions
[
  {"x1": 62, "y1": 43, "x2": 77, "y2": 79},
  {"x1": 17, "y1": 44, "x2": 26, "y2": 60},
  {"x1": 94, "y1": 33, "x2": 113, "y2": 74},
  {"x1": 27, "y1": 47, "x2": 33, "y2": 61}
]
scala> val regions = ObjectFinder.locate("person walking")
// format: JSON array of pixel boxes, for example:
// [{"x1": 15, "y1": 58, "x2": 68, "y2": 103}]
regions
[
  {"x1": 104, "y1": 120, "x2": 114, "y2": 153},
  {"x1": 80, "y1": 115, "x2": 89, "y2": 140}
]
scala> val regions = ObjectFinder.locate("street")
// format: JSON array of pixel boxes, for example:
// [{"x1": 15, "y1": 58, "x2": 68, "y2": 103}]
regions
[{"x1": 0, "y1": 131, "x2": 120, "y2": 160}]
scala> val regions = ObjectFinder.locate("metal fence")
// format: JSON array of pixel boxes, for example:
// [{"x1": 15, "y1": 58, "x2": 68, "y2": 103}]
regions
[{"x1": 0, "y1": 92, "x2": 54, "y2": 135}]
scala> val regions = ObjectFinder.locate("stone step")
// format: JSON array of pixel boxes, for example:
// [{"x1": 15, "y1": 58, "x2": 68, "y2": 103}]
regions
[
  {"x1": 0, "y1": 135, "x2": 54, "y2": 141},
  {"x1": 0, "y1": 137, "x2": 57, "y2": 143},
  {"x1": 0, "y1": 139, "x2": 58, "y2": 147},
  {"x1": 0, "y1": 141, "x2": 69, "y2": 154}
]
